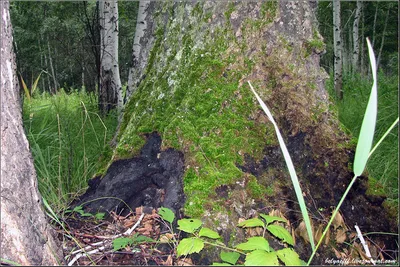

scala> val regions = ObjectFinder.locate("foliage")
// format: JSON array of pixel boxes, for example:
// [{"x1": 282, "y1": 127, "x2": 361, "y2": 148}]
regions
[
  {"x1": 23, "y1": 89, "x2": 118, "y2": 212},
  {"x1": 158, "y1": 207, "x2": 302, "y2": 266},
  {"x1": 325, "y1": 60, "x2": 398, "y2": 202},
  {"x1": 112, "y1": 233, "x2": 154, "y2": 251},
  {"x1": 10, "y1": 1, "x2": 138, "y2": 93}
]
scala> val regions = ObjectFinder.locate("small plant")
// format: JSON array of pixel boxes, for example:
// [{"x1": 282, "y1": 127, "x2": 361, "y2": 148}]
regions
[{"x1": 158, "y1": 207, "x2": 303, "y2": 266}]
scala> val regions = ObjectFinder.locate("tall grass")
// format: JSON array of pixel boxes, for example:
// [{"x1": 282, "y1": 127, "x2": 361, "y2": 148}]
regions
[
  {"x1": 23, "y1": 89, "x2": 118, "y2": 212},
  {"x1": 326, "y1": 68, "x2": 398, "y2": 201}
]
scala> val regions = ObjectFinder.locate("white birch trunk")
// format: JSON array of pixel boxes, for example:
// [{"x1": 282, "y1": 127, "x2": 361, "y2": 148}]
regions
[
  {"x1": 333, "y1": 0, "x2": 343, "y2": 99},
  {"x1": 99, "y1": 0, "x2": 123, "y2": 115},
  {"x1": 352, "y1": 1, "x2": 362, "y2": 73},
  {"x1": 126, "y1": 1, "x2": 150, "y2": 101}
]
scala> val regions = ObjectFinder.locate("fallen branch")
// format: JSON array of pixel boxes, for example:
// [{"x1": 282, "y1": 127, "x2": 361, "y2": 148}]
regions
[{"x1": 67, "y1": 213, "x2": 145, "y2": 266}]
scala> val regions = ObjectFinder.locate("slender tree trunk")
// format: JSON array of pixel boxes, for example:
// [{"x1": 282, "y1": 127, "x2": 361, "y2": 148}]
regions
[
  {"x1": 360, "y1": 8, "x2": 365, "y2": 76},
  {"x1": 377, "y1": 5, "x2": 390, "y2": 70},
  {"x1": 371, "y1": 3, "x2": 378, "y2": 47},
  {"x1": 333, "y1": 0, "x2": 343, "y2": 99},
  {"x1": 126, "y1": 1, "x2": 150, "y2": 102},
  {"x1": 352, "y1": 1, "x2": 362, "y2": 74},
  {"x1": 1, "y1": 0, "x2": 63, "y2": 265},
  {"x1": 99, "y1": 0, "x2": 123, "y2": 115},
  {"x1": 47, "y1": 38, "x2": 57, "y2": 94}
]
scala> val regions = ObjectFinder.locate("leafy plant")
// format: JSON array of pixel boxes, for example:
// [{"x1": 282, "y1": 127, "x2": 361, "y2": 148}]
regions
[
  {"x1": 112, "y1": 233, "x2": 154, "y2": 251},
  {"x1": 158, "y1": 207, "x2": 302, "y2": 266}
]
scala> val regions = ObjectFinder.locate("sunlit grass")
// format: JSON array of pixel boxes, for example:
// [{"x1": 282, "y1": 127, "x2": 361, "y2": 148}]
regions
[{"x1": 23, "y1": 89, "x2": 118, "y2": 212}]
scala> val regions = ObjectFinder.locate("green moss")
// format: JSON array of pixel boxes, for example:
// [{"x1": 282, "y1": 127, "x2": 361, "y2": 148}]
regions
[
  {"x1": 224, "y1": 2, "x2": 236, "y2": 21},
  {"x1": 260, "y1": 0, "x2": 278, "y2": 23},
  {"x1": 304, "y1": 38, "x2": 325, "y2": 57},
  {"x1": 246, "y1": 175, "x2": 267, "y2": 200}
]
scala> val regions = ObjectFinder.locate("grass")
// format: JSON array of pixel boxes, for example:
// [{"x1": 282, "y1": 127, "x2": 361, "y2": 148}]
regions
[
  {"x1": 23, "y1": 89, "x2": 118, "y2": 212},
  {"x1": 326, "y1": 70, "x2": 398, "y2": 202}
]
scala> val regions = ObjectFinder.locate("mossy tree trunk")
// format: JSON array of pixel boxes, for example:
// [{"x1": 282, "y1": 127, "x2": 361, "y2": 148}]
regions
[
  {"x1": 0, "y1": 0, "x2": 63, "y2": 265},
  {"x1": 112, "y1": 1, "x2": 396, "y2": 263}
]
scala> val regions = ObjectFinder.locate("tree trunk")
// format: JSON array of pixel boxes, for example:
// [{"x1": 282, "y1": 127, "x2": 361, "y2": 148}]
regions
[
  {"x1": 360, "y1": 8, "x2": 365, "y2": 76},
  {"x1": 99, "y1": 0, "x2": 123, "y2": 115},
  {"x1": 352, "y1": 1, "x2": 362, "y2": 74},
  {"x1": 0, "y1": 0, "x2": 63, "y2": 265},
  {"x1": 126, "y1": 0, "x2": 150, "y2": 102},
  {"x1": 47, "y1": 38, "x2": 57, "y2": 94},
  {"x1": 333, "y1": 0, "x2": 343, "y2": 99},
  {"x1": 377, "y1": 4, "x2": 390, "y2": 70}
]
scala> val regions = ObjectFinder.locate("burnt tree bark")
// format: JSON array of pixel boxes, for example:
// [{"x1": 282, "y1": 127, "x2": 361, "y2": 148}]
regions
[{"x1": 0, "y1": 0, "x2": 63, "y2": 265}]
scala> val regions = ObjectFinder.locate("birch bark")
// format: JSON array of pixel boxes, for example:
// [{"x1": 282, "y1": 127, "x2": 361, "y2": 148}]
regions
[{"x1": 99, "y1": 0, "x2": 123, "y2": 114}]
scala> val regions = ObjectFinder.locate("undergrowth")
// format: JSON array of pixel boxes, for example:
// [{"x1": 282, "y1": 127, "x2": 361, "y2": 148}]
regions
[
  {"x1": 22, "y1": 89, "x2": 118, "y2": 212},
  {"x1": 326, "y1": 71, "x2": 399, "y2": 203}
]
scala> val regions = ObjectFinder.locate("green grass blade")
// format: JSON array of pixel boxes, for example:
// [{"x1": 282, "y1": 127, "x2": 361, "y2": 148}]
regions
[
  {"x1": 353, "y1": 38, "x2": 378, "y2": 176},
  {"x1": 19, "y1": 73, "x2": 31, "y2": 102},
  {"x1": 307, "y1": 37, "x2": 379, "y2": 265},
  {"x1": 248, "y1": 81, "x2": 315, "y2": 251},
  {"x1": 368, "y1": 117, "x2": 399, "y2": 158},
  {"x1": 31, "y1": 71, "x2": 43, "y2": 96}
]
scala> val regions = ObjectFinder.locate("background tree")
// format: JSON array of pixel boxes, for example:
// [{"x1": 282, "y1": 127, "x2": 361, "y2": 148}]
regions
[
  {"x1": 99, "y1": 0, "x2": 123, "y2": 115},
  {"x1": 1, "y1": 0, "x2": 63, "y2": 264},
  {"x1": 333, "y1": 0, "x2": 343, "y2": 99}
]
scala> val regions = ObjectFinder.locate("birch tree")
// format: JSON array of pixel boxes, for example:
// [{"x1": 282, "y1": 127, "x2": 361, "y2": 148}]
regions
[
  {"x1": 352, "y1": 1, "x2": 362, "y2": 73},
  {"x1": 333, "y1": 0, "x2": 343, "y2": 99},
  {"x1": 99, "y1": 0, "x2": 123, "y2": 115},
  {"x1": 1, "y1": 0, "x2": 63, "y2": 264},
  {"x1": 126, "y1": 1, "x2": 150, "y2": 102}
]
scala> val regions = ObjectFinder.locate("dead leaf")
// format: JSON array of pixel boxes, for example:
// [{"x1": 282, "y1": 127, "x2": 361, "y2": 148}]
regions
[
  {"x1": 162, "y1": 255, "x2": 173, "y2": 266},
  {"x1": 295, "y1": 221, "x2": 309, "y2": 244},
  {"x1": 335, "y1": 228, "x2": 347, "y2": 244},
  {"x1": 314, "y1": 224, "x2": 330, "y2": 245},
  {"x1": 177, "y1": 258, "x2": 193, "y2": 266},
  {"x1": 332, "y1": 211, "x2": 347, "y2": 230}
]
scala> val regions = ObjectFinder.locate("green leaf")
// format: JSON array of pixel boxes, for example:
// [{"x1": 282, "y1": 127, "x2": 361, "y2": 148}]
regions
[
  {"x1": 73, "y1": 206, "x2": 83, "y2": 212},
  {"x1": 236, "y1": 237, "x2": 270, "y2": 251},
  {"x1": 178, "y1": 218, "x2": 202, "y2": 233},
  {"x1": 259, "y1": 214, "x2": 287, "y2": 225},
  {"x1": 158, "y1": 207, "x2": 175, "y2": 224},
  {"x1": 199, "y1": 227, "x2": 220, "y2": 239},
  {"x1": 245, "y1": 250, "x2": 279, "y2": 266},
  {"x1": 177, "y1": 237, "x2": 204, "y2": 257},
  {"x1": 276, "y1": 248, "x2": 302, "y2": 266},
  {"x1": 113, "y1": 237, "x2": 133, "y2": 251},
  {"x1": 95, "y1": 212, "x2": 105, "y2": 220},
  {"x1": 237, "y1": 218, "x2": 265, "y2": 228},
  {"x1": 31, "y1": 71, "x2": 43, "y2": 95},
  {"x1": 212, "y1": 263, "x2": 232, "y2": 266},
  {"x1": 267, "y1": 225, "x2": 294, "y2": 246},
  {"x1": 81, "y1": 212, "x2": 93, "y2": 217},
  {"x1": 353, "y1": 38, "x2": 378, "y2": 176},
  {"x1": 131, "y1": 233, "x2": 155, "y2": 243},
  {"x1": 248, "y1": 81, "x2": 315, "y2": 251},
  {"x1": 220, "y1": 251, "x2": 240, "y2": 265}
]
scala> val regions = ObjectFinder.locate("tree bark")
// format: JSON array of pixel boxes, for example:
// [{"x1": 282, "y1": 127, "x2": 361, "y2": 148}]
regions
[
  {"x1": 333, "y1": 0, "x2": 343, "y2": 99},
  {"x1": 352, "y1": 1, "x2": 362, "y2": 74},
  {"x1": 99, "y1": 0, "x2": 123, "y2": 115},
  {"x1": 360, "y1": 8, "x2": 365, "y2": 76},
  {"x1": 47, "y1": 38, "x2": 57, "y2": 94},
  {"x1": 377, "y1": 4, "x2": 390, "y2": 70},
  {"x1": 0, "y1": 0, "x2": 63, "y2": 265},
  {"x1": 126, "y1": 0, "x2": 150, "y2": 102}
]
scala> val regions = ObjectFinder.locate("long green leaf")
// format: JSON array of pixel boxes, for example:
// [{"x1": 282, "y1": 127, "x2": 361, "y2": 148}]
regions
[
  {"x1": 248, "y1": 81, "x2": 315, "y2": 251},
  {"x1": 19, "y1": 73, "x2": 30, "y2": 102},
  {"x1": 353, "y1": 38, "x2": 378, "y2": 176},
  {"x1": 307, "y1": 37, "x2": 379, "y2": 265},
  {"x1": 31, "y1": 71, "x2": 43, "y2": 96}
]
